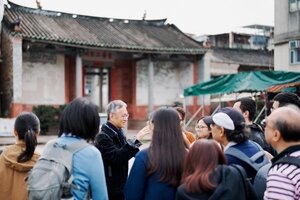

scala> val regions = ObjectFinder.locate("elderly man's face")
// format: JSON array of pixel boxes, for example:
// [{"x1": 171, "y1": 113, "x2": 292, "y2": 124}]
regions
[
  {"x1": 110, "y1": 107, "x2": 129, "y2": 129},
  {"x1": 264, "y1": 110, "x2": 279, "y2": 148}
]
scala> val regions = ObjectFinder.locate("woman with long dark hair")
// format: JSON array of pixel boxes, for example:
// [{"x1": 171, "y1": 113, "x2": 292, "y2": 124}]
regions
[
  {"x1": 0, "y1": 112, "x2": 40, "y2": 200},
  {"x1": 125, "y1": 107, "x2": 187, "y2": 200}
]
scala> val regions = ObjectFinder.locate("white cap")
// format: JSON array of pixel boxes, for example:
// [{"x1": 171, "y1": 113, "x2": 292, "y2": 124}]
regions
[{"x1": 212, "y1": 112, "x2": 235, "y2": 130}]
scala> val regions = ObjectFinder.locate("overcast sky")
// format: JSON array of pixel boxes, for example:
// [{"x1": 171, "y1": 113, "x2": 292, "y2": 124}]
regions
[{"x1": 7, "y1": 0, "x2": 274, "y2": 35}]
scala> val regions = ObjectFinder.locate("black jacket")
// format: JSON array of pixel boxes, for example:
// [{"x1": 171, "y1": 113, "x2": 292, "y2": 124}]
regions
[
  {"x1": 94, "y1": 122, "x2": 139, "y2": 199},
  {"x1": 248, "y1": 123, "x2": 276, "y2": 156},
  {"x1": 176, "y1": 165, "x2": 258, "y2": 200}
]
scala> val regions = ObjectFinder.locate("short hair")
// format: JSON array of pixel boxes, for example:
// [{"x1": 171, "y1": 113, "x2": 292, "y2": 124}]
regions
[
  {"x1": 106, "y1": 100, "x2": 127, "y2": 120},
  {"x1": 272, "y1": 107, "x2": 300, "y2": 142},
  {"x1": 14, "y1": 112, "x2": 40, "y2": 163},
  {"x1": 235, "y1": 97, "x2": 256, "y2": 121},
  {"x1": 181, "y1": 139, "x2": 226, "y2": 193},
  {"x1": 214, "y1": 107, "x2": 248, "y2": 143},
  {"x1": 273, "y1": 92, "x2": 300, "y2": 109},
  {"x1": 59, "y1": 97, "x2": 99, "y2": 140}
]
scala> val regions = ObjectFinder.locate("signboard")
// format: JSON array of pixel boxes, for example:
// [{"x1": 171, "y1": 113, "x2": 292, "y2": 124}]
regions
[{"x1": 0, "y1": 118, "x2": 15, "y2": 137}]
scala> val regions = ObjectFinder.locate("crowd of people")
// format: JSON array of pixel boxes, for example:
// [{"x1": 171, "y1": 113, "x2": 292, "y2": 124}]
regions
[{"x1": 0, "y1": 91, "x2": 299, "y2": 200}]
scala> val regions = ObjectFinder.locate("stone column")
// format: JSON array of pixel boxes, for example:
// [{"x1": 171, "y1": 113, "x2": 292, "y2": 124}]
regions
[
  {"x1": 148, "y1": 57, "x2": 154, "y2": 115},
  {"x1": 76, "y1": 53, "x2": 83, "y2": 97},
  {"x1": 12, "y1": 36, "x2": 22, "y2": 102}
]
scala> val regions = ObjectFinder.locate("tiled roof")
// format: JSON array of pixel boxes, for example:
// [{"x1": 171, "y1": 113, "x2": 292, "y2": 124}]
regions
[
  {"x1": 211, "y1": 48, "x2": 273, "y2": 67},
  {"x1": 3, "y1": 2, "x2": 204, "y2": 55}
]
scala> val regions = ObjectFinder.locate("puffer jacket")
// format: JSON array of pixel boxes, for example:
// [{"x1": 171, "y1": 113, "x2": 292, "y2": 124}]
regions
[{"x1": 0, "y1": 143, "x2": 40, "y2": 200}]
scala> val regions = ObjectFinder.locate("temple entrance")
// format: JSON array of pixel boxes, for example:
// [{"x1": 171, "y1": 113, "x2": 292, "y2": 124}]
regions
[{"x1": 84, "y1": 66, "x2": 110, "y2": 112}]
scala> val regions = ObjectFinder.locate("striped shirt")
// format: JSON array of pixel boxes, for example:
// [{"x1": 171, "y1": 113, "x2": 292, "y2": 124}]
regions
[{"x1": 264, "y1": 149, "x2": 300, "y2": 200}]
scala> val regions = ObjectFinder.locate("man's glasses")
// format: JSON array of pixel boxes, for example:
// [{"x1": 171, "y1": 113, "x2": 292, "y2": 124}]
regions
[{"x1": 121, "y1": 114, "x2": 129, "y2": 119}]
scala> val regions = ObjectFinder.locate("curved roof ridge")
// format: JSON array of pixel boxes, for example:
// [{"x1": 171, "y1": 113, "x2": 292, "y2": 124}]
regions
[{"x1": 6, "y1": 1, "x2": 167, "y2": 25}]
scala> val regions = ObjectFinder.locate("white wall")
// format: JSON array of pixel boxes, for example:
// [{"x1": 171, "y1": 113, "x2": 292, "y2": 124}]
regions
[
  {"x1": 22, "y1": 54, "x2": 65, "y2": 104},
  {"x1": 275, "y1": 43, "x2": 300, "y2": 72},
  {"x1": 136, "y1": 60, "x2": 193, "y2": 106}
]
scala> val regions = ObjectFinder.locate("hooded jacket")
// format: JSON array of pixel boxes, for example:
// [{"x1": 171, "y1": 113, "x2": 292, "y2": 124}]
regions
[{"x1": 0, "y1": 143, "x2": 40, "y2": 200}]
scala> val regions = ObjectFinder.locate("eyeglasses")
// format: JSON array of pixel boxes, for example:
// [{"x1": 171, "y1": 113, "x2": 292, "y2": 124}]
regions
[
  {"x1": 195, "y1": 125, "x2": 208, "y2": 129},
  {"x1": 262, "y1": 120, "x2": 275, "y2": 130},
  {"x1": 121, "y1": 114, "x2": 129, "y2": 119}
]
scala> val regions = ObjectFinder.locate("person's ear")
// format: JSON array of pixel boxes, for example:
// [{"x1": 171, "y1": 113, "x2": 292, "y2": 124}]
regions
[
  {"x1": 109, "y1": 113, "x2": 114, "y2": 120},
  {"x1": 219, "y1": 127, "x2": 225, "y2": 138},
  {"x1": 272, "y1": 129, "x2": 281, "y2": 142},
  {"x1": 243, "y1": 110, "x2": 249, "y2": 119},
  {"x1": 13, "y1": 128, "x2": 18, "y2": 137}
]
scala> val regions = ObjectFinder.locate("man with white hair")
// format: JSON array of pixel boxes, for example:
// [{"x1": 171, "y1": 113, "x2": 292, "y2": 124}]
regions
[
  {"x1": 264, "y1": 107, "x2": 300, "y2": 199},
  {"x1": 95, "y1": 100, "x2": 140, "y2": 200}
]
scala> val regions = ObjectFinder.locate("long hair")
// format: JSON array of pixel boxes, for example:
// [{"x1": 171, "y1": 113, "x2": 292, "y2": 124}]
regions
[
  {"x1": 59, "y1": 97, "x2": 99, "y2": 140},
  {"x1": 147, "y1": 107, "x2": 187, "y2": 187},
  {"x1": 181, "y1": 139, "x2": 226, "y2": 193},
  {"x1": 14, "y1": 112, "x2": 40, "y2": 163}
]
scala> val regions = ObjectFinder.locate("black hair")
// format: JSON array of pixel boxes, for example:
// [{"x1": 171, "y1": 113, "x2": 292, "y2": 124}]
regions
[
  {"x1": 223, "y1": 124, "x2": 249, "y2": 144},
  {"x1": 236, "y1": 97, "x2": 256, "y2": 121},
  {"x1": 15, "y1": 112, "x2": 40, "y2": 163},
  {"x1": 59, "y1": 97, "x2": 100, "y2": 140},
  {"x1": 273, "y1": 92, "x2": 300, "y2": 109}
]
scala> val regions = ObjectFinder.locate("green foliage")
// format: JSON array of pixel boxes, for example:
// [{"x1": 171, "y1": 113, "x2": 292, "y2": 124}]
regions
[{"x1": 32, "y1": 105, "x2": 66, "y2": 135}]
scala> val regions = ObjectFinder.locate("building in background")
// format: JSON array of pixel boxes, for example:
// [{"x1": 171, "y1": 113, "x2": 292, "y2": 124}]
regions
[
  {"x1": 191, "y1": 25, "x2": 274, "y2": 107},
  {"x1": 0, "y1": 2, "x2": 204, "y2": 128},
  {"x1": 274, "y1": 0, "x2": 300, "y2": 72}
]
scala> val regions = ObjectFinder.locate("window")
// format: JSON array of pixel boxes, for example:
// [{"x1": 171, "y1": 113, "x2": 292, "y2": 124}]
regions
[
  {"x1": 289, "y1": 40, "x2": 300, "y2": 64},
  {"x1": 289, "y1": 0, "x2": 300, "y2": 12},
  {"x1": 290, "y1": 49, "x2": 300, "y2": 63}
]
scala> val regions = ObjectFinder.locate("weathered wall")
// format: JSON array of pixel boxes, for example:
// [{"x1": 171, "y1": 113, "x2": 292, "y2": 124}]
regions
[
  {"x1": 136, "y1": 60, "x2": 193, "y2": 106},
  {"x1": 22, "y1": 52, "x2": 65, "y2": 104},
  {"x1": 0, "y1": 29, "x2": 13, "y2": 117},
  {"x1": 274, "y1": 0, "x2": 298, "y2": 43}
]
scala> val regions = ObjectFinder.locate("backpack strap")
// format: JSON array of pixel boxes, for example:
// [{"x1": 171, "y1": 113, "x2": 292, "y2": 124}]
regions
[
  {"x1": 225, "y1": 141, "x2": 269, "y2": 171},
  {"x1": 46, "y1": 139, "x2": 90, "y2": 154},
  {"x1": 271, "y1": 156, "x2": 300, "y2": 169},
  {"x1": 41, "y1": 139, "x2": 90, "y2": 172},
  {"x1": 232, "y1": 165, "x2": 251, "y2": 198}
]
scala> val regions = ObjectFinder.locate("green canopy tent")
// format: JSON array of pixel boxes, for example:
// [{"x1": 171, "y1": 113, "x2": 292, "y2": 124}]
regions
[
  {"x1": 183, "y1": 70, "x2": 300, "y2": 127},
  {"x1": 184, "y1": 70, "x2": 300, "y2": 97}
]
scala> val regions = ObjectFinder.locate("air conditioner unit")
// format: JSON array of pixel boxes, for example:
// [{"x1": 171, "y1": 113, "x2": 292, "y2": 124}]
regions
[{"x1": 289, "y1": 40, "x2": 300, "y2": 48}]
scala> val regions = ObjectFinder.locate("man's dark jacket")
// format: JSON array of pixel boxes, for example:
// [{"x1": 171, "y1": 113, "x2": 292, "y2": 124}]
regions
[
  {"x1": 248, "y1": 123, "x2": 276, "y2": 156},
  {"x1": 94, "y1": 122, "x2": 139, "y2": 200}
]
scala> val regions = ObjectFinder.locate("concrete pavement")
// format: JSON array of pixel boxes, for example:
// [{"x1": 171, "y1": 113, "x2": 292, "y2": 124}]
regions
[{"x1": 0, "y1": 129, "x2": 150, "y2": 149}]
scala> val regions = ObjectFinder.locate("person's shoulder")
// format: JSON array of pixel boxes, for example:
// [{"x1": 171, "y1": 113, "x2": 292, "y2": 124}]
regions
[
  {"x1": 240, "y1": 139, "x2": 260, "y2": 149},
  {"x1": 135, "y1": 148, "x2": 149, "y2": 161},
  {"x1": 249, "y1": 123, "x2": 264, "y2": 133},
  {"x1": 136, "y1": 148, "x2": 148, "y2": 157},
  {"x1": 95, "y1": 130, "x2": 114, "y2": 142},
  {"x1": 78, "y1": 144, "x2": 100, "y2": 156}
]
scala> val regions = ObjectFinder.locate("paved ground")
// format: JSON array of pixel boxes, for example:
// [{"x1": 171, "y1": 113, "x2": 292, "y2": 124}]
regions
[
  {"x1": 0, "y1": 129, "x2": 150, "y2": 150},
  {"x1": 0, "y1": 129, "x2": 150, "y2": 171}
]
